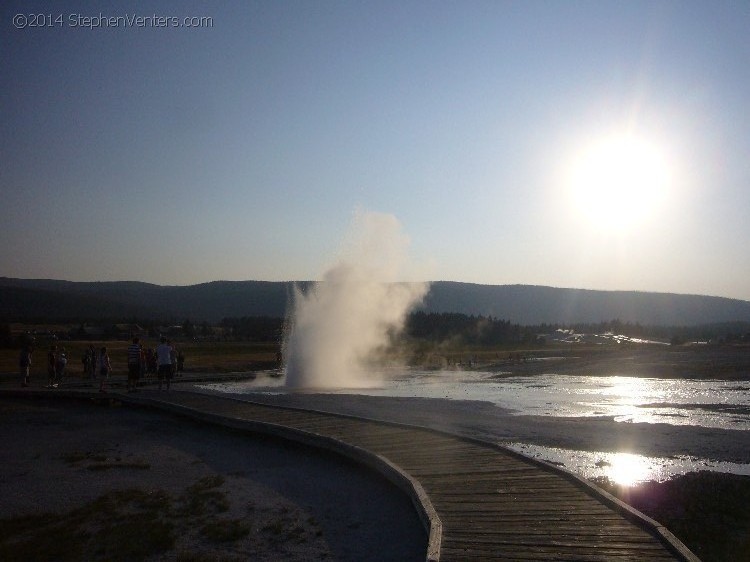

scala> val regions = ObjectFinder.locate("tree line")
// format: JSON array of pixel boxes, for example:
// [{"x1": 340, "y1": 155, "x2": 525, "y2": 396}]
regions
[
  {"x1": 3, "y1": 313, "x2": 749, "y2": 348},
  {"x1": 221, "y1": 312, "x2": 750, "y2": 346}
]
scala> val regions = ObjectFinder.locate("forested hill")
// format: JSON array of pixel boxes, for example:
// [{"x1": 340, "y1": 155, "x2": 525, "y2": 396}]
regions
[
  {"x1": 1, "y1": 277, "x2": 750, "y2": 326},
  {"x1": 422, "y1": 283, "x2": 750, "y2": 326},
  {"x1": 0, "y1": 278, "x2": 299, "y2": 322}
]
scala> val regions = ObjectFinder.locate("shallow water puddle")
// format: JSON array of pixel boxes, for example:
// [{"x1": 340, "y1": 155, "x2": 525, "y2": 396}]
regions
[{"x1": 505, "y1": 442, "x2": 750, "y2": 484}]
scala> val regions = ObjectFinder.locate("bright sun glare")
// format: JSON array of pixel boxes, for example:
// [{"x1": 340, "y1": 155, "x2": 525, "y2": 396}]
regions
[
  {"x1": 568, "y1": 134, "x2": 672, "y2": 229},
  {"x1": 606, "y1": 452, "x2": 651, "y2": 486}
]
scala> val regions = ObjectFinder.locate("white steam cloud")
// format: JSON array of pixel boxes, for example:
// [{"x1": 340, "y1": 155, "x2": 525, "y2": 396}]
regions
[{"x1": 284, "y1": 211, "x2": 429, "y2": 388}]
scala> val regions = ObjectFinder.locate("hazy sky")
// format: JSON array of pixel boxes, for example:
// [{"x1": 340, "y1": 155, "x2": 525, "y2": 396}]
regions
[{"x1": 3, "y1": 1, "x2": 749, "y2": 300}]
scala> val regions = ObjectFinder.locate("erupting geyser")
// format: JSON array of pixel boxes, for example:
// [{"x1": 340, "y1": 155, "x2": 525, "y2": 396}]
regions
[{"x1": 284, "y1": 211, "x2": 429, "y2": 388}]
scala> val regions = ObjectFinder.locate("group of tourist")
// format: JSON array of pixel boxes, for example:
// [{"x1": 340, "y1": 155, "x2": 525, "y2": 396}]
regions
[
  {"x1": 80, "y1": 344, "x2": 111, "y2": 388},
  {"x1": 18, "y1": 336, "x2": 185, "y2": 392},
  {"x1": 126, "y1": 336, "x2": 183, "y2": 392},
  {"x1": 47, "y1": 344, "x2": 70, "y2": 388}
]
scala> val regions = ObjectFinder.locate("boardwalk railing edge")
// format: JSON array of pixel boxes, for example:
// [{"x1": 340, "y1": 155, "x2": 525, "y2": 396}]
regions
[{"x1": 0, "y1": 389, "x2": 442, "y2": 562}]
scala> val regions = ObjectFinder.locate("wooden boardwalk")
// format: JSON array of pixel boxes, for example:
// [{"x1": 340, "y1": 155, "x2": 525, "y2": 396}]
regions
[{"x1": 29, "y1": 389, "x2": 700, "y2": 561}]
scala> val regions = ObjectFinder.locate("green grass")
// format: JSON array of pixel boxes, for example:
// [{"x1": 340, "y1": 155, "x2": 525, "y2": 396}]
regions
[
  {"x1": 188, "y1": 474, "x2": 226, "y2": 492},
  {"x1": 0, "y1": 516, "x2": 88, "y2": 561},
  {"x1": 0, "y1": 474, "x2": 251, "y2": 561},
  {"x1": 171, "y1": 551, "x2": 246, "y2": 562},
  {"x1": 62, "y1": 450, "x2": 150, "y2": 471},
  {"x1": 200, "y1": 518, "x2": 251, "y2": 542},
  {"x1": 0, "y1": 339, "x2": 279, "y2": 376},
  {"x1": 0, "y1": 489, "x2": 174, "y2": 561},
  {"x1": 91, "y1": 516, "x2": 175, "y2": 561},
  {"x1": 62, "y1": 450, "x2": 107, "y2": 464},
  {"x1": 260, "y1": 508, "x2": 309, "y2": 544},
  {"x1": 180, "y1": 475, "x2": 230, "y2": 517},
  {"x1": 86, "y1": 461, "x2": 151, "y2": 471}
]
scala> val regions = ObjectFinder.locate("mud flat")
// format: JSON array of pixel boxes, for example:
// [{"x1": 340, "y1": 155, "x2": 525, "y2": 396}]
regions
[{"x1": 481, "y1": 344, "x2": 750, "y2": 380}]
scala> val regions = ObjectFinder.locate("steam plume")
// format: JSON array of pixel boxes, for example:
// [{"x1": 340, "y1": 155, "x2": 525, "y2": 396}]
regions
[{"x1": 284, "y1": 211, "x2": 428, "y2": 388}]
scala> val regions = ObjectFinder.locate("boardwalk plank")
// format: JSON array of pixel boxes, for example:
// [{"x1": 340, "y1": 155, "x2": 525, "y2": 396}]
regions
[{"x1": 442, "y1": 546, "x2": 674, "y2": 562}]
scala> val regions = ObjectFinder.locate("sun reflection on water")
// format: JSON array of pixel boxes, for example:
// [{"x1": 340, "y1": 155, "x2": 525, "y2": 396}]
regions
[
  {"x1": 605, "y1": 452, "x2": 652, "y2": 486},
  {"x1": 588, "y1": 376, "x2": 673, "y2": 423}
]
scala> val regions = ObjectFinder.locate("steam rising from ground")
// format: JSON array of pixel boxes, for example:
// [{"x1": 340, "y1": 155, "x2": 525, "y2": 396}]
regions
[{"x1": 284, "y1": 211, "x2": 428, "y2": 388}]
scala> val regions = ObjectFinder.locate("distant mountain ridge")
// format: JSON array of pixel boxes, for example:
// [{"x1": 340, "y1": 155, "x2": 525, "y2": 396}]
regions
[
  {"x1": 1, "y1": 277, "x2": 750, "y2": 326},
  {"x1": 421, "y1": 282, "x2": 750, "y2": 326}
]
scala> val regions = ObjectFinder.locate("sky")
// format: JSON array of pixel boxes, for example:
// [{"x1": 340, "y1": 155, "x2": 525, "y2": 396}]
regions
[{"x1": 2, "y1": 1, "x2": 749, "y2": 301}]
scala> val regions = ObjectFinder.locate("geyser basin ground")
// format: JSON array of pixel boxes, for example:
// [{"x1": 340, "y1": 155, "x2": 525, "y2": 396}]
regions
[{"x1": 198, "y1": 368, "x2": 750, "y2": 486}]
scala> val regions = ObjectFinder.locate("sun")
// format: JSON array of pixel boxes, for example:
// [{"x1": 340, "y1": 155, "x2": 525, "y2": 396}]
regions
[{"x1": 567, "y1": 134, "x2": 672, "y2": 229}]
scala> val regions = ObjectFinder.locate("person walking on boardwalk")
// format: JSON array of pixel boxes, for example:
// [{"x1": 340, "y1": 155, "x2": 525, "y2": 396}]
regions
[
  {"x1": 98, "y1": 346, "x2": 112, "y2": 393},
  {"x1": 88, "y1": 344, "x2": 98, "y2": 379},
  {"x1": 145, "y1": 348, "x2": 157, "y2": 376},
  {"x1": 82, "y1": 347, "x2": 94, "y2": 378},
  {"x1": 156, "y1": 337, "x2": 173, "y2": 391},
  {"x1": 176, "y1": 349, "x2": 185, "y2": 375},
  {"x1": 47, "y1": 345, "x2": 57, "y2": 388},
  {"x1": 54, "y1": 347, "x2": 68, "y2": 387},
  {"x1": 19, "y1": 344, "x2": 32, "y2": 387},
  {"x1": 126, "y1": 337, "x2": 142, "y2": 392},
  {"x1": 169, "y1": 343, "x2": 177, "y2": 378}
]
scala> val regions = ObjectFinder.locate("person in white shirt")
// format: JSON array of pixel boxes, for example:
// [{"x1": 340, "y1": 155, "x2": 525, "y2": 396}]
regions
[{"x1": 156, "y1": 337, "x2": 174, "y2": 391}]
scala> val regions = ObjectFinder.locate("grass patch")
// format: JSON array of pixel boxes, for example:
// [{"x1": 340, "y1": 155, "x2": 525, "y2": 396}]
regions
[
  {"x1": 0, "y1": 512, "x2": 87, "y2": 561},
  {"x1": 62, "y1": 449, "x2": 151, "y2": 471},
  {"x1": 180, "y1": 475, "x2": 230, "y2": 517},
  {"x1": 180, "y1": 489, "x2": 230, "y2": 518},
  {"x1": 62, "y1": 451, "x2": 108, "y2": 464},
  {"x1": 200, "y1": 518, "x2": 251, "y2": 542},
  {"x1": 0, "y1": 339, "x2": 279, "y2": 377},
  {"x1": 261, "y1": 509, "x2": 308, "y2": 544},
  {"x1": 89, "y1": 488, "x2": 172, "y2": 514},
  {"x1": 86, "y1": 461, "x2": 151, "y2": 471},
  {"x1": 91, "y1": 516, "x2": 174, "y2": 561},
  {"x1": 0, "y1": 475, "x2": 242, "y2": 561},
  {"x1": 172, "y1": 551, "x2": 246, "y2": 562},
  {"x1": 188, "y1": 474, "x2": 225, "y2": 492},
  {"x1": 0, "y1": 515, "x2": 87, "y2": 561},
  {"x1": 0, "y1": 489, "x2": 174, "y2": 561}
]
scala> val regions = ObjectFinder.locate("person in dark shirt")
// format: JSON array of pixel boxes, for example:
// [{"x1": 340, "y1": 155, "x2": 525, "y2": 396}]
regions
[{"x1": 126, "y1": 337, "x2": 143, "y2": 392}]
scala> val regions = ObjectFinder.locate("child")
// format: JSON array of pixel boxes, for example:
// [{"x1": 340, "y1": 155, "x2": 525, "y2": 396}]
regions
[{"x1": 98, "y1": 346, "x2": 112, "y2": 393}]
